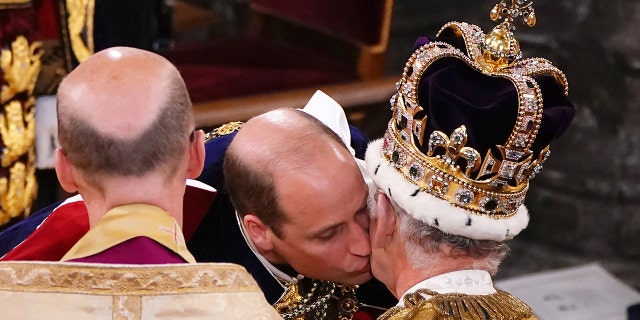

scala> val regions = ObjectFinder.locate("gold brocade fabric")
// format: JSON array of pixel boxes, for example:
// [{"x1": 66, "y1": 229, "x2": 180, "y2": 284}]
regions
[
  {"x1": 379, "y1": 289, "x2": 538, "y2": 320},
  {"x1": 0, "y1": 35, "x2": 40, "y2": 227},
  {"x1": 0, "y1": 261, "x2": 283, "y2": 319}
]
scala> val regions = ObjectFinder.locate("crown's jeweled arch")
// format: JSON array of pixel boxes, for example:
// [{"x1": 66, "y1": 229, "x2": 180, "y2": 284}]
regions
[{"x1": 381, "y1": 0, "x2": 569, "y2": 220}]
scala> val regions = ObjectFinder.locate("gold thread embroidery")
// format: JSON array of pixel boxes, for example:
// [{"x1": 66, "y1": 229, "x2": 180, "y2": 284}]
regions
[
  {"x1": 337, "y1": 284, "x2": 359, "y2": 320},
  {"x1": 274, "y1": 279, "x2": 342, "y2": 320},
  {"x1": 379, "y1": 289, "x2": 537, "y2": 320},
  {"x1": 204, "y1": 121, "x2": 244, "y2": 142},
  {"x1": 274, "y1": 282, "x2": 305, "y2": 320},
  {"x1": 0, "y1": 262, "x2": 262, "y2": 294}
]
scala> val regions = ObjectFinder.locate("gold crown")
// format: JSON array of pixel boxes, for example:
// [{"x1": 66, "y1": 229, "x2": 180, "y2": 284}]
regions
[{"x1": 382, "y1": 0, "x2": 569, "y2": 217}]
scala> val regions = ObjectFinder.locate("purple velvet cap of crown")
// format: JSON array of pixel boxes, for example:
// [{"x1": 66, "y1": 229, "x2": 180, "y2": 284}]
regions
[{"x1": 412, "y1": 35, "x2": 575, "y2": 161}]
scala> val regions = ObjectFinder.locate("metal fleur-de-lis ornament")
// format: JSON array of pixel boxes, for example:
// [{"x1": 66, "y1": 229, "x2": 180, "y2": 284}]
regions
[
  {"x1": 480, "y1": 0, "x2": 537, "y2": 71},
  {"x1": 427, "y1": 126, "x2": 481, "y2": 176}
]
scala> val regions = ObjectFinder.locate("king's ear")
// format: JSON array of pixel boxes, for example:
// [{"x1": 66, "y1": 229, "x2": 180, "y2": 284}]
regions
[
  {"x1": 54, "y1": 148, "x2": 79, "y2": 193},
  {"x1": 371, "y1": 193, "x2": 396, "y2": 249}
]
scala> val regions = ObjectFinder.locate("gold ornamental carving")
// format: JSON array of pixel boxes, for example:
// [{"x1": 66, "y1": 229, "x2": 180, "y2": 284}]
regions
[
  {"x1": 0, "y1": 35, "x2": 40, "y2": 225},
  {"x1": 0, "y1": 156, "x2": 37, "y2": 225},
  {"x1": 0, "y1": 35, "x2": 42, "y2": 104},
  {"x1": 66, "y1": 0, "x2": 95, "y2": 63},
  {"x1": 0, "y1": 99, "x2": 36, "y2": 167}
]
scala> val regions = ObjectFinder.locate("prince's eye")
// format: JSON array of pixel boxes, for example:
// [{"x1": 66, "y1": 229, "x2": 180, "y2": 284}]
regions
[
  {"x1": 317, "y1": 229, "x2": 337, "y2": 240},
  {"x1": 316, "y1": 225, "x2": 343, "y2": 241}
]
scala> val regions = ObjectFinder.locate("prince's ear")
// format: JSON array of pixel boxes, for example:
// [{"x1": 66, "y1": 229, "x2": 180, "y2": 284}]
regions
[
  {"x1": 243, "y1": 214, "x2": 275, "y2": 253},
  {"x1": 54, "y1": 148, "x2": 78, "y2": 193},
  {"x1": 187, "y1": 129, "x2": 205, "y2": 179}
]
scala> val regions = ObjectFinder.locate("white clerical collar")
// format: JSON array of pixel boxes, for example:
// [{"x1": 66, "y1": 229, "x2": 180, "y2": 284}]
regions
[
  {"x1": 236, "y1": 211, "x2": 303, "y2": 287},
  {"x1": 396, "y1": 270, "x2": 496, "y2": 307}
]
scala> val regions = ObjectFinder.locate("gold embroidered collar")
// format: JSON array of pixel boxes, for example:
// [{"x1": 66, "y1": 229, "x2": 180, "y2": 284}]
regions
[{"x1": 380, "y1": 289, "x2": 535, "y2": 320}]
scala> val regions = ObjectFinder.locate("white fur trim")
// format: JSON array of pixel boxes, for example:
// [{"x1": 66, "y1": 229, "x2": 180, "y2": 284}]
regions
[{"x1": 365, "y1": 139, "x2": 529, "y2": 241}]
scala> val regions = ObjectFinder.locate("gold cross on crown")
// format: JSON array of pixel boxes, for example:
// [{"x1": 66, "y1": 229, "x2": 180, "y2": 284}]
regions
[
  {"x1": 480, "y1": 0, "x2": 538, "y2": 70},
  {"x1": 490, "y1": 0, "x2": 537, "y2": 28}
]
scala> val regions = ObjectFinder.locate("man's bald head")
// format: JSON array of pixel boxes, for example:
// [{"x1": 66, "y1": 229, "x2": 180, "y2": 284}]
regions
[
  {"x1": 234, "y1": 108, "x2": 349, "y2": 169},
  {"x1": 58, "y1": 47, "x2": 178, "y2": 139},
  {"x1": 224, "y1": 108, "x2": 352, "y2": 235},
  {"x1": 57, "y1": 47, "x2": 193, "y2": 182}
]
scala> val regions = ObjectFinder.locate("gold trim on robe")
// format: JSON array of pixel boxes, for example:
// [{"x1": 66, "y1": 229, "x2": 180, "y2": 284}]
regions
[{"x1": 379, "y1": 289, "x2": 538, "y2": 320}]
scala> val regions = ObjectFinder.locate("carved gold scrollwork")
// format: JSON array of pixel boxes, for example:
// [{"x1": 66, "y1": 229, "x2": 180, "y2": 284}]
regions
[
  {"x1": 0, "y1": 35, "x2": 40, "y2": 225},
  {"x1": 0, "y1": 152, "x2": 37, "y2": 224},
  {"x1": 0, "y1": 35, "x2": 42, "y2": 104},
  {"x1": 1, "y1": 98, "x2": 35, "y2": 167},
  {"x1": 66, "y1": 0, "x2": 95, "y2": 63}
]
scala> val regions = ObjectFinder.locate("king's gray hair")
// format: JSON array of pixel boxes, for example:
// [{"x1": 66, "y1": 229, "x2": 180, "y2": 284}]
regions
[{"x1": 383, "y1": 195, "x2": 510, "y2": 275}]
